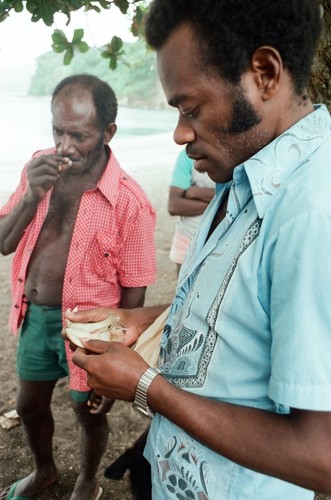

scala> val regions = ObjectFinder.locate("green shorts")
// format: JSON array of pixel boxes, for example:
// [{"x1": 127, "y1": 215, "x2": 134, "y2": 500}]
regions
[{"x1": 17, "y1": 303, "x2": 90, "y2": 402}]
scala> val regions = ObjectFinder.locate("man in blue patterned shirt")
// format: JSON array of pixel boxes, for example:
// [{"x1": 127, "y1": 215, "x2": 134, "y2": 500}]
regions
[{"x1": 69, "y1": 1, "x2": 331, "y2": 498}]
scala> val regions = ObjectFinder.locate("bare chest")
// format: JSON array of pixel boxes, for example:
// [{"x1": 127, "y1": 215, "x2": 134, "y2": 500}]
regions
[{"x1": 43, "y1": 186, "x2": 82, "y2": 237}]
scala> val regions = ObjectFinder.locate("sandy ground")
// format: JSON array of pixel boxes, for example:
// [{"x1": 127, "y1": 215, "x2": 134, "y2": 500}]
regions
[{"x1": 0, "y1": 155, "x2": 330, "y2": 500}]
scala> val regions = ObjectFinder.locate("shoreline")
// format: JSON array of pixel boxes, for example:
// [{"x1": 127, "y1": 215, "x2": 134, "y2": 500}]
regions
[{"x1": 0, "y1": 131, "x2": 181, "y2": 206}]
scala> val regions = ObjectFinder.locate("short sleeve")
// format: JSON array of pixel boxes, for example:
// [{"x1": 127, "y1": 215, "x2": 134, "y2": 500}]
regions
[
  {"x1": 269, "y1": 208, "x2": 331, "y2": 410},
  {"x1": 170, "y1": 150, "x2": 194, "y2": 190},
  {"x1": 0, "y1": 166, "x2": 28, "y2": 215},
  {"x1": 118, "y1": 204, "x2": 156, "y2": 287}
]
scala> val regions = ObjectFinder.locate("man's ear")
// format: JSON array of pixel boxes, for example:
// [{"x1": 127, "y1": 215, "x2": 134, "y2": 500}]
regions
[
  {"x1": 104, "y1": 122, "x2": 117, "y2": 144},
  {"x1": 250, "y1": 46, "x2": 283, "y2": 101}
]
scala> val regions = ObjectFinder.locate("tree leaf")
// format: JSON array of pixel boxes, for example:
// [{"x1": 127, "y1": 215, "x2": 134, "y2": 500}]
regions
[
  {"x1": 63, "y1": 45, "x2": 74, "y2": 65},
  {"x1": 99, "y1": 0, "x2": 111, "y2": 9},
  {"x1": 101, "y1": 49, "x2": 111, "y2": 59},
  {"x1": 14, "y1": 1, "x2": 24, "y2": 13},
  {"x1": 52, "y1": 29, "x2": 68, "y2": 45},
  {"x1": 110, "y1": 35, "x2": 123, "y2": 52},
  {"x1": 131, "y1": 6, "x2": 145, "y2": 37},
  {"x1": 72, "y1": 28, "x2": 84, "y2": 43},
  {"x1": 76, "y1": 41, "x2": 89, "y2": 53},
  {"x1": 38, "y1": 0, "x2": 55, "y2": 26},
  {"x1": 114, "y1": 0, "x2": 129, "y2": 15},
  {"x1": 51, "y1": 29, "x2": 69, "y2": 53},
  {"x1": 85, "y1": 4, "x2": 101, "y2": 13},
  {"x1": 25, "y1": 0, "x2": 41, "y2": 14},
  {"x1": 109, "y1": 56, "x2": 118, "y2": 69}
]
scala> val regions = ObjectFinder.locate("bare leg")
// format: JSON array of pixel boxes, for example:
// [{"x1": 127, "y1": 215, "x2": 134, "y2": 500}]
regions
[
  {"x1": 70, "y1": 400, "x2": 109, "y2": 500},
  {"x1": 11, "y1": 379, "x2": 59, "y2": 497}
]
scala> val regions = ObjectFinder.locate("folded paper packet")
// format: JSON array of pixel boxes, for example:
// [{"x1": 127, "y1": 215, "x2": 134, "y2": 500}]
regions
[
  {"x1": 133, "y1": 306, "x2": 170, "y2": 367},
  {"x1": 65, "y1": 313, "x2": 126, "y2": 348},
  {"x1": 65, "y1": 306, "x2": 170, "y2": 367}
]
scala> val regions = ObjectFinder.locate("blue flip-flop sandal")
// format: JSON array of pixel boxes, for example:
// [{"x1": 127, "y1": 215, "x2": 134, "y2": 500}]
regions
[{"x1": 2, "y1": 480, "x2": 30, "y2": 500}]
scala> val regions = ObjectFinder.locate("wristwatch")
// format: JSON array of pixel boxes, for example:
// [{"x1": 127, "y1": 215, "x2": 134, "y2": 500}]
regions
[{"x1": 132, "y1": 366, "x2": 161, "y2": 418}]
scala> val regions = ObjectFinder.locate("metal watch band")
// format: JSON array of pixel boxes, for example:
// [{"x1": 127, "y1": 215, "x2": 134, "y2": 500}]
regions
[{"x1": 132, "y1": 366, "x2": 160, "y2": 418}]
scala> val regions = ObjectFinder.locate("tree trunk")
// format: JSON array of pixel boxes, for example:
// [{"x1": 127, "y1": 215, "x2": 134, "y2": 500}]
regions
[{"x1": 308, "y1": 0, "x2": 331, "y2": 110}]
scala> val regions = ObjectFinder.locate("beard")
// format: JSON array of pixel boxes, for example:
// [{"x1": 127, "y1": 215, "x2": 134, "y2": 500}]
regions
[
  {"x1": 224, "y1": 84, "x2": 261, "y2": 134},
  {"x1": 95, "y1": 134, "x2": 105, "y2": 151},
  {"x1": 66, "y1": 135, "x2": 106, "y2": 176}
]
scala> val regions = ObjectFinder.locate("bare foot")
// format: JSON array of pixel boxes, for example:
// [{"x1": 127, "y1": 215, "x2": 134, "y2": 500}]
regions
[
  {"x1": 70, "y1": 479, "x2": 102, "y2": 500},
  {"x1": 0, "y1": 467, "x2": 58, "y2": 499}
]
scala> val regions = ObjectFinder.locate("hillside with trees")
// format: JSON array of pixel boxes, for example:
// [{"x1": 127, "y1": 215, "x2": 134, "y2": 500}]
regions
[{"x1": 29, "y1": 38, "x2": 166, "y2": 107}]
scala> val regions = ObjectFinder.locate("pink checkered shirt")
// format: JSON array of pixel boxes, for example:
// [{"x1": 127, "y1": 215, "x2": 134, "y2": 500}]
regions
[{"x1": 0, "y1": 147, "x2": 156, "y2": 391}]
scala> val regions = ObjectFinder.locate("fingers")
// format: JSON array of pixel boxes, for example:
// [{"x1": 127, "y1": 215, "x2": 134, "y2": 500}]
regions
[
  {"x1": 27, "y1": 154, "x2": 73, "y2": 190},
  {"x1": 88, "y1": 395, "x2": 115, "y2": 414},
  {"x1": 71, "y1": 341, "x2": 113, "y2": 370},
  {"x1": 72, "y1": 346, "x2": 91, "y2": 369},
  {"x1": 65, "y1": 308, "x2": 141, "y2": 348},
  {"x1": 72, "y1": 344, "x2": 149, "y2": 402},
  {"x1": 80, "y1": 339, "x2": 114, "y2": 354},
  {"x1": 65, "y1": 307, "x2": 112, "y2": 324},
  {"x1": 87, "y1": 392, "x2": 103, "y2": 413},
  {"x1": 72, "y1": 342, "x2": 133, "y2": 370},
  {"x1": 29, "y1": 154, "x2": 72, "y2": 174},
  {"x1": 58, "y1": 158, "x2": 73, "y2": 172},
  {"x1": 121, "y1": 327, "x2": 141, "y2": 347}
]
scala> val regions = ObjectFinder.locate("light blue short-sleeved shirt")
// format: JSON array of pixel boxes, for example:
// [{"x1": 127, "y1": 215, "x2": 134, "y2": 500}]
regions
[{"x1": 145, "y1": 105, "x2": 331, "y2": 499}]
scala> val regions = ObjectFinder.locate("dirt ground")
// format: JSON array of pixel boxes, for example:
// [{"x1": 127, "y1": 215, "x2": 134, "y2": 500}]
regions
[{"x1": 0, "y1": 166, "x2": 330, "y2": 500}]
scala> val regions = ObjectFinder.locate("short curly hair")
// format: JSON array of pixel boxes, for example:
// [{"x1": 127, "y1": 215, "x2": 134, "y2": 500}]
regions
[
  {"x1": 145, "y1": 0, "x2": 322, "y2": 95},
  {"x1": 51, "y1": 74, "x2": 118, "y2": 131}
]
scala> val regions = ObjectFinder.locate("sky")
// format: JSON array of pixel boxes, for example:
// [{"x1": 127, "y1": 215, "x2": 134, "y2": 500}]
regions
[{"x1": 0, "y1": 6, "x2": 135, "y2": 70}]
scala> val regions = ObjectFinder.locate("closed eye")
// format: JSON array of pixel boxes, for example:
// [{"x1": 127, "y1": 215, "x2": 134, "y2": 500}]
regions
[
  {"x1": 72, "y1": 133, "x2": 85, "y2": 141},
  {"x1": 53, "y1": 126, "x2": 63, "y2": 136},
  {"x1": 179, "y1": 107, "x2": 197, "y2": 119}
]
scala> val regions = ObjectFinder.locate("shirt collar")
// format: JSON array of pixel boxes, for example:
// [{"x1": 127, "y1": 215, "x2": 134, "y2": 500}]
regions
[
  {"x1": 94, "y1": 145, "x2": 123, "y2": 206},
  {"x1": 230, "y1": 104, "x2": 331, "y2": 218}
]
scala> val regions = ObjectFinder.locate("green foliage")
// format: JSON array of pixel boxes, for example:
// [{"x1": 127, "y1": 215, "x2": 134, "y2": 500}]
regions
[
  {"x1": 52, "y1": 28, "x2": 89, "y2": 65},
  {"x1": 101, "y1": 35, "x2": 124, "y2": 69},
  {"x1": 113, "y1": 0, "x2": 129, "y2": 14},
  {"x1": 0, "y1": 0, "x2": 149, "y2": 66},
  {"x1": 29, "y1": 38, "x2": 165, "y2": 108}
]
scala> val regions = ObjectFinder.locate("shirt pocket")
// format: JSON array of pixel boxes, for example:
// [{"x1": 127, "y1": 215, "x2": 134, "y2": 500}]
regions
[{"x1": 88, "y1": 232, "x2": 122, "y2": 282}]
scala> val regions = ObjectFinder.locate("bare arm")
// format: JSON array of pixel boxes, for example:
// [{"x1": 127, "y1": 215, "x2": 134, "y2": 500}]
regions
[
  {"x1": 72, "y1": 342, "x2": 331, "y2": 494},
  {"x1": 185, "y1": 185, "x2": 215, "y2": 203},
  {"x1": 168, "y1": 186, "x2": 214, "y2": 217},
  {"x1": 120, "y1": 286, "x2": 146, "y2": 309},
  {"x1": 0, "y1": 195, "x2": 39, "y2": 255},
  {"x1": 0, "y1": 154, "x2": 72, "y2": 255}
]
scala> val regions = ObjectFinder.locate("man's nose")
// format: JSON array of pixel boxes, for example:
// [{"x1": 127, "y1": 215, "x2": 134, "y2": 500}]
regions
[
  {"x1": 57, "y1": 135, "x2": 73, "y2": 156},
  {"x1": 173, "y1": 115, "x2": 195, "y2": 146}
]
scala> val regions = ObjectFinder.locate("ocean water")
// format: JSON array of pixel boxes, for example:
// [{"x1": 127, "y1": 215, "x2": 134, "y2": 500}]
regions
[{"x1": 0, "y1": 93, "x2": 181, "y2": 202}]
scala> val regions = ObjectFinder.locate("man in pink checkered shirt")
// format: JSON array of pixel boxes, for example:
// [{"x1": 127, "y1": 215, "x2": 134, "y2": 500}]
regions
[{"x1": 0, "y1": 74, "x2": 156, "y2": 500}]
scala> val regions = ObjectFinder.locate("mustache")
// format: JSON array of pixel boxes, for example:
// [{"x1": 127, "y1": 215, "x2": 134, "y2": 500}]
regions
[{"x1": 185, "y1": 144, "x2": 197, "y2": 157}]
